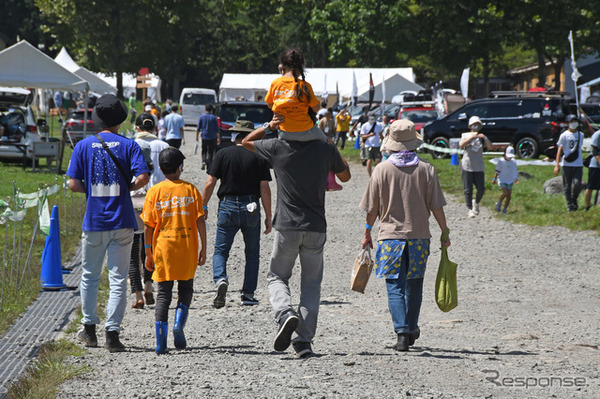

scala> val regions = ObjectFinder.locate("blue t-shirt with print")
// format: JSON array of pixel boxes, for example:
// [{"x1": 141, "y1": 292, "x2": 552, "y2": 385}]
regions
[{"x1": 66, "y1": 132, "x2": 149, "y2": 231}]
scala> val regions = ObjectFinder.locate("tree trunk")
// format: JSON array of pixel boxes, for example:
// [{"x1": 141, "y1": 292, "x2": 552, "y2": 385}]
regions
[
  {"x1": 483, "y1": 52, "x2": 490, "y2": 96},
  {"x1": 553, "y1": 62, "x2": 562, "y2": 91},
  {"x1": 117, "y1": 72, "x2": 124, "y2": 100},
  {"x1": 536, "y1": 51, "x2": 547, "y2": 88}
]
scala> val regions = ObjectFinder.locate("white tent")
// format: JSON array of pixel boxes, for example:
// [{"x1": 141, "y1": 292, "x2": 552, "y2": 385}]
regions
[
  {"x1": 54, "y1": 47, "x2": 116, "y2": 94},
  {"x1": 98, "y1": 73, "x2": 162, "y2": 102},
  {"x1": 219, "y1": 68, "x2": 424, "y2": 102},
  {"x1": 0, "y1": 40, "x2": 88, "y2": 91}
]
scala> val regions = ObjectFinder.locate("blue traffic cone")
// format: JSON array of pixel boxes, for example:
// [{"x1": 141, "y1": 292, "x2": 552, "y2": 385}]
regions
[
  {"x1": 40, "y1": 205, "x2": 67, "y2": 290},
  {"x1": 450, "y1": 153, "x2": 459, "y2": 166}
]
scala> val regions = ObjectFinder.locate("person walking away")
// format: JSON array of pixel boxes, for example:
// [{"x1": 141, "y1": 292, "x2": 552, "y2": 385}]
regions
[
  {"x1": 459, "y1": 116, "x2": 493, "y2": 218},
  {"x1": 128, "y1": 93, "x2": 137, "y2": 124},
  {"x1": 202, "y1": 120, "x2": 272, "y2": 307},
  {"x1": 554, "y1": 114, "x2": 584, "y2": 211},
  {"x1": 164, "y1": 104, "x2": 185, "y2": 149},
  {"x1": 360, "y1": 115, "x2": 383, "y2": 177},
  {"x1": 584, "y1": 128, "x2": 600, "y2": 210},
  {"x1": 350, "y1": 106, "x2": 370, "y2": 165},
  {"x1": 142, "y1": 148, "x2": 207, "y2": 354},
  {"x1": 67, "y1": 94, "x2": 150, "y2": 352},
  {"x1": 242, "y1": 115, "x2": 351, "y2": 358},
  {"x1": 316, "y1": 101, "x2": 328, "y2": 120},
  {"x1": 265, "y1": 48, "x2": 326, "y2": 143},
  {"x1": 335, "y1": 107, "x2": 351, "y2": 149},
  {"x1": 157, "y1": 110, "x2": 168, "y2": 141},
  {"x1": 492, "y1": 146, "x2": 519, "y2": 214},
  {"x1": 360, "y1": 119, "x2": 450, "y2": 352},
  {"x1": 129, "y1": 114, "x2": 170, "y2": 308},
  {"x1": 196, "y1": 104, "x2": 220, "y2": 170}
]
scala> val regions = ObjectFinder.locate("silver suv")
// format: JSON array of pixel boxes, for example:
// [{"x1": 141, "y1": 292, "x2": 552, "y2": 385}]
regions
[{"x1": 0, "y1": 87, "x2": 40, "y2": 161}]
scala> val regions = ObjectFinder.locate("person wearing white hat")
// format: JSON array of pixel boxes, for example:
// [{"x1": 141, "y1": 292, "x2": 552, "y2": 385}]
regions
[
  {"x1": 491, "y1": 146, "x2": 519, "y2": 214},
  {"x1": 360, "y1": 119, "x2": 450, "y2": 352},
  {"x1": 459, "y1": 116, "x2": 494, "y2": 218}
]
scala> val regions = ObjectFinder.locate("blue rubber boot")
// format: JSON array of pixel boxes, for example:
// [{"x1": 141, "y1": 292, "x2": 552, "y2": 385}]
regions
[
  {"x1": 155, "y1": 321, "x2": 168, "y2": 355},
  {"x1": 173, "y1": 302, "x2": 189, "y2": 349}
]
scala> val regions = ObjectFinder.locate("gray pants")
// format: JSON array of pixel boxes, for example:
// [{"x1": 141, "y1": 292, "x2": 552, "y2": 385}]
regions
[
  {"x1": 461, "y1": 169, "x2": 485, "y2": 209},
  {"x1": 562, "y1": 166, "x2": 583, "y2": 210},
  {"x1": 268, "y1": 229, "x2": 326, "y2": 343}
]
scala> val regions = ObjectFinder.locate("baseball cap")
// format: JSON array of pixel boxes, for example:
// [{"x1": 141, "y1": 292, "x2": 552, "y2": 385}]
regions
[
  {"x1": 92, "y1": 94, "x2": 128, "y2": 128},
  {"x1": 135, "y1": 113, "x2": 156, "y2": 131},
  {"x1": 159, "y1": 147, "x2": 186, "y2": 171},
  {"x1": 505, "y1": 146, "x2": 515, "y2": 159},
  {"x1": 468, "y1": 116, "x2": 482, "y2": 127},
  {"x1": 144, "y1": 104, "x2": 152, "y2": 112}
]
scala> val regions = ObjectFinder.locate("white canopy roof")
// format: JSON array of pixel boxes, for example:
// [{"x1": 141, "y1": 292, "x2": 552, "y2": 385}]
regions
[
  {"x1": 0, "y1": 40, "x2": 88, "y2": 91},
  {"x1": 219, "y1": 68, "x2": 424, "y2": 102},
  {"x1": 54, "y1": 47, "x2": 116, "y2": 94}
]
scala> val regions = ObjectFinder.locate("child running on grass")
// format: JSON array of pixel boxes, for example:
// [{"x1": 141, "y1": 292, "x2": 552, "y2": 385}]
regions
[
  {"x1": 265, "y1": 48, "x2": 326, "y2": 142},
  {"x1": 492, "y1": 146, "x2": 519, "y2": 214},
  {"x1": 142, "y1": 147, "x2": 206, "y2": 354}
]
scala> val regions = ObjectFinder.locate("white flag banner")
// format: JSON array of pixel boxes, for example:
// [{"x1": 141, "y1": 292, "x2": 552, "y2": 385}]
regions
[
  {"x1": 322, "y1": 74, "x2": 328, "y2": 102},
  {"x1": 351, "y1": 70, "x2": 358, "y2": 106},
  {"x1": 381, "y1": 73, "x2": 386, "y2": 117},
  {"x1": 39, "y1": 194, "x2": 50, "y2": 236},
  {"x1": 460, "y1": 68, "x2": 470, "y2": 99}
]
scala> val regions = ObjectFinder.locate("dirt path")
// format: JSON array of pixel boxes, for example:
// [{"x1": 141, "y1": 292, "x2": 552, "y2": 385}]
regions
[{"x1": 58, "y1": 134, "x2": 600, "y2": 398}]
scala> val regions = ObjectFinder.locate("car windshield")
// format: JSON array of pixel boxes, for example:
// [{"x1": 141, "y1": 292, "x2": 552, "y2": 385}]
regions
[
  {"x1": 182, "y1": 93, "x2": 214, "y2": 105},
  {"x1": 219, "y1": 105, "x2": 273, "y2": 124},
  {"x1": 0, "y1": 91, "x2": 29, "y2": 106},
  {"x1": 401, "y1": 109, "x2": 438, "y2": 123}
]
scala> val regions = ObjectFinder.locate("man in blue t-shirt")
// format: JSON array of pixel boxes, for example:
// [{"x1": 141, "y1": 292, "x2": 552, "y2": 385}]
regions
[
  {"x1": 164, "y1": 104, "x2": 185, "y2": 149},
  {"x1": 67, "y1": 94, "x2": 149, "y2": 353},
  {"x1": 196, "y1": 104, "x2": 220, "y2": 170}
]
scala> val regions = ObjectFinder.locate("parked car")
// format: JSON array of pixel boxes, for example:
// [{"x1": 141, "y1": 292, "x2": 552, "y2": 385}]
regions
[
  {"x1": 217, "y1": 101, "x2": 274, "y2": 148},
  {"x1": 398, "y1": 105, "x2": 438, "y2": 132},
  {"x1": 579, "y1": 103, "x2": 600, "y2": 125},
  {"x1": 180, "y1": 88, "x2": 218, "y2": 126},
  {"x1": 62, "y1": 108, "x2": 97, "y2": 145},
  {"x1": 0, "y1": 87, "x2": 41, "y2": 161},
  {"x1": 422, "y1": 94, "x2": 571, "y2": 159}
]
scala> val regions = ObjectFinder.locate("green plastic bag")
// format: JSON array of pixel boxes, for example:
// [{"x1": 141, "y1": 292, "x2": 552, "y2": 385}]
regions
[{"x1": 435, "y1": 229, "x2": 458, "y2": 312}]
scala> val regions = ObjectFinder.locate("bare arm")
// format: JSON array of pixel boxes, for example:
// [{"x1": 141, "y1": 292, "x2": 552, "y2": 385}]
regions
[
  {"x1": 554, "y1": 146, "x2": 563, "y2": 175},
  {"x1": 201, "y1": 175, "x2": 218, "y2": 219},
  {"x1": 180, "y1": 127, "x2": 185, "y2": 145},
  {"x1": 196, "y1": 216, "x2": 207, "y2": 266},
  {"x1": 336, "y1": 156, "x2": 351, "y2": 182},
  {"x1": 361, "y1": 212, "x2": 378, "y2": 249},
  {"x1": 68, "y1": 178, "x2": 85, "y2": 193},
  {"x1": 144, "y1": 224, "x2": 155, "y2": 271},
  {"x1": 130, "y1": 173, "x2": 150, "y2": 191},
  {"x1": 432, "y1": 207, "x2": 450, "y2": 247},
  {"x1": 260, "y1": 180, "x2": 272, "y2": 234},
  {"x1": 242, "y1": 113, "x2": 284, "y2": 152}
]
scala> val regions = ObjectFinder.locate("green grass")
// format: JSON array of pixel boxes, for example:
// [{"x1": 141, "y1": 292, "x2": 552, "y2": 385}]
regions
[
  {"x1": 340, "y1": 145, "x2": 600, "y2": 233},
  {"x1": 6, "y1": 339, "x2": 89, "y2": 399}
]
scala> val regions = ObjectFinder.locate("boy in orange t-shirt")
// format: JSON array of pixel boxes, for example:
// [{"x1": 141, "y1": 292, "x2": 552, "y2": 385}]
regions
[
  {"x1": 142, "y1": 147, "x2": 206, "y2": 354},
  {"x1": 265, "y1": 48, "x2": 326, "y2": 142}
]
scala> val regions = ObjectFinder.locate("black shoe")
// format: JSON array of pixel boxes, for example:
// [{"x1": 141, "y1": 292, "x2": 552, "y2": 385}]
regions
[
  {"x1": 104, "y1": 330, "x2": 126, "y2": 353},
  {"x1": 78, "y1": 324, "x2": 97, "y2": 347},
  {"x1": 213, "y1": 280, "x2": 228, "y2": 308},
  {"x1": 292, "y1": 341, "x2": 313, "y2": 358},
  {"x1": 394, "y1": 333, "x2": 409, "y2": 352},
  {"x1": 362, "y1": 160, "x2": 367, "y2": 166},
  {"x1": 201, "y1": 163, "x2": 206, "y2": 170},
  {"x1": 240, "y1": 294, "x2": 259, "y2": 306},
  {"x1": 274, "y1": 312, "x2": 299, "y2": 352},
  {"x1": 408, "y1": 329, "x2": 420, "y2": 346}
]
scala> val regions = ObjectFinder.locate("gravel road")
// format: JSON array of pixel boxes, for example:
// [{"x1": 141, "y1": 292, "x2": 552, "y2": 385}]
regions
[{"x1": 58, "y1": 133, "x2": 600, "y2": 398}]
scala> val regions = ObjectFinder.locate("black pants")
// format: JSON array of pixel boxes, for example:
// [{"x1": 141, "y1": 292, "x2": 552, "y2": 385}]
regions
[
  {"x1": 128, "y1": 233, "x2": 152, "y2": 293},
  {"x1": 335, "y1": 131, "x2": 348, "y2": 149},
  {"x1": 202, "y1": 139, "x2": 217, "y2": 167},
  {"x1": 461, "y1": 169, "x2": 485, "y2": 209},
  {"x1": 155, "y1": 279, "x2": 194, "y2": 322},
  {"x1": 562, "y1": 166, "x2": 583, "y2": 210},
  {"x1": 167, "y1": 138, "x2": 182, "y2": 149}
]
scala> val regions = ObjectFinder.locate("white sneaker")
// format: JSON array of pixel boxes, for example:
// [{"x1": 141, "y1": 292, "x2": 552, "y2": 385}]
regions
[
  {"x1": 468, "y1": 209, "x2": 476, "y2": 218},
  {"x1": 472, "y1": 200, "x2": 480, "y2": 215}
]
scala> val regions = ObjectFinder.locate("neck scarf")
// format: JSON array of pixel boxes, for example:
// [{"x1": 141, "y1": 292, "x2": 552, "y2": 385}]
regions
[{"x1": 389, "y1": 151, "x2": 419, "y2": 167}]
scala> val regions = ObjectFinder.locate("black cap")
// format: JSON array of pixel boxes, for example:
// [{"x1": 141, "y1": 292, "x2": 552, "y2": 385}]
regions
[
  {"x1": 566, "y1": 114, "x2": 579, "y2": 122},
  {"x1": 135, "y1": 113, "x2": 156, "y2": 130},
  {"x1": 159, "y1": 147, "x2": 186, "y2": 170},
  {"x1": 92, "y1": 94, "x2": 128, "y2": 128}
]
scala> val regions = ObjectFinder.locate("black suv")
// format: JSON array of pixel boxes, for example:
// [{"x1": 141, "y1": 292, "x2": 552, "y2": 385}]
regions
[
  {"x1": 422, "y1": 93, "x2": 570, "y2": 158},
  {"x1": 217, "y1": 101, "x2": 273, "y2": 148}
]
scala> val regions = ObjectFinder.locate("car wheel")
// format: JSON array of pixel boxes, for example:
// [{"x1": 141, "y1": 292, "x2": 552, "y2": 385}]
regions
[
  {"x1": 515, "y1": 137, "x2": 539, "y2": 159},
  {"x1": 430, "y1": 136, "x2": 450, "y2": 159}
]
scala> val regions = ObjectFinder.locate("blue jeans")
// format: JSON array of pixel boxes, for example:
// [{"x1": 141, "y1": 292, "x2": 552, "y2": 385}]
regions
[
  {"x1": 80, "y1": 228, "x2": 134, "y2": 333},
  {"x1": 212, "y1": 196, "x2": 261, "y2": 296},
  {"x1": 385, "y1": 248, "x2": 424, "y2": 334}
]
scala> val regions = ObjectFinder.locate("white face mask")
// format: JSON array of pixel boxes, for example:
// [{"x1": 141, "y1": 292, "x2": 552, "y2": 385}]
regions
[
  {"x1": 569, "y1": 122, "x2": 579, "y2": 130},
  {"x1": 471, "y1": 124, "x2": 482, "y2": 132}
]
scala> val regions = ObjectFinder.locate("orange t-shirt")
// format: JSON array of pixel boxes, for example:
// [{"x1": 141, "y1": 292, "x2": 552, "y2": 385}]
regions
[
  {"x1": 141, "y1": 179, "x2": 204, "y2": 282},
  {"x1": 265, "y1": 76, "x2": 319, "y2": 132}
]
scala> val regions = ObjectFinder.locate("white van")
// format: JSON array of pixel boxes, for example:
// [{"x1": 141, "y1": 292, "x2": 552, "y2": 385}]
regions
[{"x1": 179, "y1": 88, "x2": 217, "y2": 126}]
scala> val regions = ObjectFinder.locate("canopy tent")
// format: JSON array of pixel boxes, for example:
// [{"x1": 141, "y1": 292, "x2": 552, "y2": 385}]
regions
[
  {"x1": 218, "y1": 68, "x2": 424, "y2": 102},
  {"x1": 54, "y1": 47, "x2": 116, "y2": 94},
  {"x1": 98, "y1": 73, "x2": 162, "y2": 102},
  {"x1": 0, "y1": 40, "x2": 88, "y2": 91}
]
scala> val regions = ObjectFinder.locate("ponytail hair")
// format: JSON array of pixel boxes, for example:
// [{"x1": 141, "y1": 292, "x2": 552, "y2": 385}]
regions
[{"x1": 280, "y1": 48, "x2": 311, "y2": 104}]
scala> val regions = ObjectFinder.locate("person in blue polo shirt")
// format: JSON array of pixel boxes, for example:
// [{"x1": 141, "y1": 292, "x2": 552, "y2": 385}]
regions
[
  {"x1": 67, "y1": 94, "x2": 149, "y2": 353},
  {"x1": 196, "y1": 104, "x2": 220, "y2": 170}
]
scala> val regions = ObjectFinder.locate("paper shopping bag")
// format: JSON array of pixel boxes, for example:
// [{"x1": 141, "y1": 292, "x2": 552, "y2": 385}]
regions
[{"x1": 351, "y1": 249, "x2": 374, "y2": 294}]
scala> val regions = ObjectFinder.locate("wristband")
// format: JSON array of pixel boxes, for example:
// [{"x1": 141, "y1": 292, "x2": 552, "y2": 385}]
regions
[
  {"x1": 365, "y1": 223, "x2": 372, "y2": 230},
  {"x1": 144, "y1": 244, "x2": 151, "y2": 249},
  {"x1": 203, "y1": 205, "x2": 208, "y2": 211}
]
